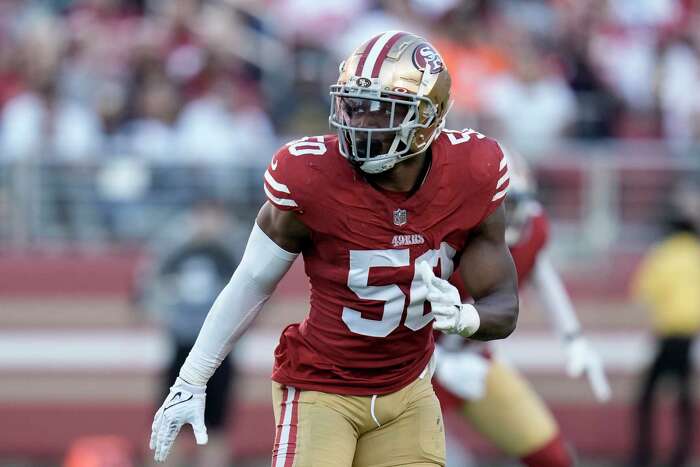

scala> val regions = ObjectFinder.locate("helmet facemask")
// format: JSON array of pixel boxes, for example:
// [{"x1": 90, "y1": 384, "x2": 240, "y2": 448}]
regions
[{"x1": 329, "y1": 83, "x2": 438, "y2": 174}]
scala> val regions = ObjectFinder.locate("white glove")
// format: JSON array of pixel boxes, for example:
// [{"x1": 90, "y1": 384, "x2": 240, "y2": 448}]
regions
[
  {"x1": 434, "y1": 346, "x2": 490, "y2": 401},
  {"x1": 565, "y1": 336, "x2": 611, "y2": 402},
  {"x1": 150, "y1": 377, "x2": 208, "y2": 462},
  {"x1": 418, "y1": 261, "x2": 480, "y2": 336}
]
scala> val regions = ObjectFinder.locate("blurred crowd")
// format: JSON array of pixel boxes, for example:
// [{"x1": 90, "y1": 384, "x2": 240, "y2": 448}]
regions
[
  {"x1": 1, "y1": 0, "x2": 700, "y2": 243},
  {"x1": 1, "y1": 0, "x2": 700, "y2": 162}
]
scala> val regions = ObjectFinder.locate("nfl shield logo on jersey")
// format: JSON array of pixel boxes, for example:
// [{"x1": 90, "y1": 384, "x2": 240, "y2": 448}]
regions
[{"x1": 393, "y1": 208, "x2": 407, "y2": 226}]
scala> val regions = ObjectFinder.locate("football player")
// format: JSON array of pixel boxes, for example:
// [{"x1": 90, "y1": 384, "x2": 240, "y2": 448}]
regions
[
  {"x1": 150, "y1": 31, "x2": 519, "y2": 466},
  {"x1": 429, "y1": 151, "x2": 610, "y2": 467}
]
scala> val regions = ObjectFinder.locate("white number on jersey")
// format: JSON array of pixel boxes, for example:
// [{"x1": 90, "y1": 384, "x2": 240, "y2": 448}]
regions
[
  {"x1": 286, "y1": 136, "x2": 327, "y2": 156},
  {"x1": 444, "y1": 128, "x2": 485, "y2": 145},
  {"x1": 342, "y1": 244, "x2": 456, "y2": 337}
]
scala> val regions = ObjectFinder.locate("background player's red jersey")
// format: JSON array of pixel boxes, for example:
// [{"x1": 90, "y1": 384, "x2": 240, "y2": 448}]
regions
[
  {"x1": 435, "y1": 207, "x2": 549, "y2": 409},
  {"x1": 449, "y1": 205, "x2": 550, "y2": 298},
  {"x1": 263, "y1": 130, "x2": 509, "y2": 395}
]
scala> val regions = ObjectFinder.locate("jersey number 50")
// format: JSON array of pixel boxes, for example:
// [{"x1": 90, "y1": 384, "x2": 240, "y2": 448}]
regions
[{"x1": 342, "y1": 244, "x2": 456, "y2": 337}]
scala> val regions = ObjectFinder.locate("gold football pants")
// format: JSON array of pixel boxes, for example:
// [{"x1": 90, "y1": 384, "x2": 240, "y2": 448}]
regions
[
  {"x1": 271, "y1": 375, "x2": 445, "y2": 467},
  {"x1": 462, "y1": 360, "x2": 559, "y2": 456}
]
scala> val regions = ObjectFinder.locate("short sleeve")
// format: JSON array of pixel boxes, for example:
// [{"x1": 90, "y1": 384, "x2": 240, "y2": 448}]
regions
[
  {"x1": 477, "y1": 139, "x2": 510, "y2": 222},
  {"x1": 263, "y1": 144, "x2": 305, "y2": 213},
  {"x1": 510, "y1": 206, "x2": 549, "y2": 283}
]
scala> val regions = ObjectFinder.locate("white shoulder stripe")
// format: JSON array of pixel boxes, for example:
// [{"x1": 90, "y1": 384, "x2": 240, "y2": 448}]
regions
[
  {"x1": 499, "y1": 155, "x2": 507, "y2": 171},
  {"x1": 264, "y1": 170, "x2": 290, "y2": 194},
  {"x1": 496, "y1": 170, "x2": 510, "y2": 189},
  {"x1": 361, "y1": 31, "x2": 401, "y2": 78},
  {"x1": 264, "y1": 184, "x2": 298, "y2": 207},
  {"x1": 492, "y1": 188, "x2": 508, "y2": 202}
]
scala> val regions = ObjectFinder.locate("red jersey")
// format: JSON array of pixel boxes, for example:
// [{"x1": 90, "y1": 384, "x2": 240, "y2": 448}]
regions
[
  {"x1": 508, "y1": 206, "x2": 549, "y2": 285},
  {"x1": 263, "y1": 130, "x2": 509, "y2": 395}
]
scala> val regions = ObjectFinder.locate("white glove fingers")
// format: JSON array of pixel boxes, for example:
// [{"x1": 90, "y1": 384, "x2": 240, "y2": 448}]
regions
[
  {"x1": 417, "y1": 261, "x2": 436, "y2": 286},
  {"x1": 156, "y1": 419, "x2": 181, "y2": 462},
  {"x1": 588, "y1": 364, "x2": 612, "y2": 402},
  {"x1": 432, "y1": 316, "x2": 451, "y2": 331},
  {"x1": 149, "y1": 411, "x2": 162, "y2": 451},
  {"x1": 427, "y1": 289, "x2": 448, "y2": 303},
  {"x1": 431, "y1": 277, "x2": 452, "y2": 291},
  {"x1": 192, "y1": 422, "x2": 209, "y2": 445},
  {"x1": 566, "y1": 357, "x2": 584, "y2": 378},
  {"x1": 154, "y1": 421, "x2": 169, "y2": 462},
  {"x1": 192, "y1": 409, "x2": 209, "y2": 445},
  {"x1": 150, "y1": 380, "x2": 207, "y2": 462}
]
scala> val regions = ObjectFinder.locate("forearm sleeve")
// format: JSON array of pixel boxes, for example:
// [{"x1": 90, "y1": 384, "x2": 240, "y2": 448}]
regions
[
  {"x1": 179, "y1": 223, "x2": 298, "y2": 385},
  {"x1": 532, "y1": 254, "x2": 581, "y2": 340}
]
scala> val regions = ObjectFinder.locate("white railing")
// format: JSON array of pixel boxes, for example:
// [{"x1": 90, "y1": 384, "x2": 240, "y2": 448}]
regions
[
  {"x1": 0, "y1": 157, "x2": 268, "y2": 248},
  {"x1": 532, "y1": 139, "x2": 700, "y2": 261},
  {"x1": 1, "y1": 139, "x2": 698, "y2": 252}
]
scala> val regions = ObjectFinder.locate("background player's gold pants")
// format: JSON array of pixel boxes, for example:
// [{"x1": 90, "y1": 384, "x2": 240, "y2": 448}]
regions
[
  {"x1": 271, "y1": 375, "x2": 445, "y2": 467},
  {"x1": 462, "y1": 360, "x2": 559, "y2": 456}
]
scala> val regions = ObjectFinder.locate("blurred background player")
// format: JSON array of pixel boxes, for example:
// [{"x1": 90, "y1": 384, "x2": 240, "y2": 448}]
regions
[
  {"x1": 629, "y1": 178, "x2": 700, "y2": 467},
  {"x1": 134, "y1": 199, "x2": 242, "y2": 467},
  {"x1": 433, "y1": 148, "x2": 610, "y2": 467}
]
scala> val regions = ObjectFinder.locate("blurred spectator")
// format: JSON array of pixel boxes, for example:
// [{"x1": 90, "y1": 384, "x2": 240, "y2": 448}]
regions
[
  {"x1": 136, "y1": 200, "x2": 243, "y2": 467},
  {"x1": 629, "y1": 181, "x2": 700, "y2": 467},
  {"x1": 0, "y1": 10, "x2": 103, "y2": 163},
  {"x1": 176, "y1": 71, "x2": 275, "y2": 166},
  {"x1": 2, "y1": 0, "x2": 700, "y2": 245},
  {"x1": 120, "y1": 68, "x2": 181, "y2": 163},
  {"x1": 332, "y1": 0, "x2": 427, "y2": 58},
  {"x1": 0, "y1": 33, "x2": 24, "y2": 111},
  {"x1": 657, "y1": 35, "x2": 700, "y2": 153},
  {"x1": 0, "y1": 79, "x2": 103, "y2": 162},
  {"x1": 434, "y1": 13, "x2": 513, "y2": 128},
  {"x1": 480, "y1": 46, "x2": 577, "y2": 160}
]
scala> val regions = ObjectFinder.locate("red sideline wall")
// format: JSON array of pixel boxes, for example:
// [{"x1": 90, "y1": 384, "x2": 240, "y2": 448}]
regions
[{"x1": 1, "y1": 251, "x2": 698, "y2": 462}]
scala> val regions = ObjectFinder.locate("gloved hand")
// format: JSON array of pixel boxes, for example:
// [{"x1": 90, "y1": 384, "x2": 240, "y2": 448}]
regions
[
  {"x1": 150, "y1": 377, "x2": 208, "y2": 462},
  {"x1": 434, "y1": 346, "x2": 490, "y2": 400},
  {"x1": 418, "y1": 261, "x2": 480, "y2": 336},
  {"x1": 565, "y1": 335, "x2": 611, "y2": 402}
]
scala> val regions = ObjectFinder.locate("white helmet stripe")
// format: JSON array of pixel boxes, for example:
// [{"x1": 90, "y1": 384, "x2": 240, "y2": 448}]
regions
[{"x1": 361, "y1": 31, "x2": 402, "y2": 78}]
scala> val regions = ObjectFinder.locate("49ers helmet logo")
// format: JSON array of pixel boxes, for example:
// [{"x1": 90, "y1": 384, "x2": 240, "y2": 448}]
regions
[
  {"x1": 356, "y1": 77, "x2": 372, "y2": 88},
  {"x1": 412, "y1": 43, "x2": 444, "y2": 74}
]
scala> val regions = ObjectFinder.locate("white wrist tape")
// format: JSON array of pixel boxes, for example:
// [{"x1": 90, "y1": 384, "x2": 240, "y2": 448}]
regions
[
  {"x1": 179, "y1": 223, "x2": 298, "y2": 385},
  {"x1": 458, "y1": 303, "x2": 480, "y2": 337}
]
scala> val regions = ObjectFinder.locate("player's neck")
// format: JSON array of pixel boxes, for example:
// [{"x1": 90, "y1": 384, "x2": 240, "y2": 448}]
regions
[{"x1": 365, "y1": 151, "x2": 431, "y2": 193}]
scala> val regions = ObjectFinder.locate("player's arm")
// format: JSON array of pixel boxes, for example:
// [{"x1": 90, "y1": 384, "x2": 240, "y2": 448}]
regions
[
  {"x1": 532, "y1": 254, "x2": 580, "y2": 341},
  {"x1": 419, "y1": 205, "x2": 518, "y2": 341},
  {"x1": 150, "y1": 202, "x2": 309, "y2": 462},
  {"x1": 458, "y1": 205, "x2": 519, "y2": 340},
  {"x1": 178, "y1": 203, "x2": 308, "y2": 384},
  {"x1": 532, "y1": 254, "x2": 611, "y2": 401}
]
